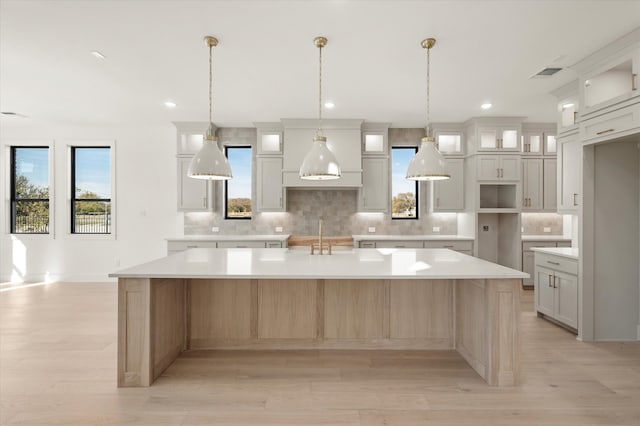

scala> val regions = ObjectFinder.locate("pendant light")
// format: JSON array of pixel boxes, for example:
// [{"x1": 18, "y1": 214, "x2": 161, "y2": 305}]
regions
[
  {"x1": 188, "y1": 36, "x2": 232, "y2": 180},
  {"x1": 406, "y1": 38, "x2": 450, "y2": 181},
  {"x1": 299, "y1": 36, "x2": 341, "y2": 181}
]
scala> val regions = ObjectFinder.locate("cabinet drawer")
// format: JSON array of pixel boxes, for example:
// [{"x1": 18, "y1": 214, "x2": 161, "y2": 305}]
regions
[
  {"x1": 522, "y1": 241, "x2": 557, "y2": 252},
  {"x1": 217, "y1": 241, "x2": 267, "y2": 248},
  {"x1": 424, "y1": 241, "x2": 473, "y2": 251},
  {"x1": 581, "y1": 104, "x2": 640, "y2": 142},
  {"x1": 374, "y1": 241, "x2": 423, "y2": 248},
  {"x1": 167, "y1": 241, "x2": 218, "y2": 252},
  {"x1": 534, "y1": 253, "x2": 578, "y2": 276}
]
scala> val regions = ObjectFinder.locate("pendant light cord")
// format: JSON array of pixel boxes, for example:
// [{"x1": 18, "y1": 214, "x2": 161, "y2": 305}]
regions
[
  {"x1": 209, "y1": 42, "x2": 214, "y2": 131},
  {"x1": 425, "y1": 44, "x2": 430, "y2": 137},
  {"x1": 318, "y1": 43, "x2": 323, "y2": 137}
]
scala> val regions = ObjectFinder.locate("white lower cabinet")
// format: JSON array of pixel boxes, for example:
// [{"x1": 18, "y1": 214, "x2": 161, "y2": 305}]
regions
[
  {"x1": 167, "y1": 239, "x2": 284, "y2": 254},
  {"x1": 534, "y1": 253, "x2": 578, "y2": 331},
  {"x1": 177, "y1": 157, "x2": 213, "y2": 211},
  {"x1": 358, "y1": 239, "x2": 473, "y2": 254}
]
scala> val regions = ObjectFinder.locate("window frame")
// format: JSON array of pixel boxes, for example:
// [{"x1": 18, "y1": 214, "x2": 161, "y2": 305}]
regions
[
  {"x1": 66, "y1": 140, "x2": 116, "y2": 240},
  {"x1": 391, "y1": 146, "x2": 419, "y2": 220},
  {"x1": 3, "y1": 141, "x2": 55, "y2": 238},
  {"x1": 223, "y1": 145, "x2": 253, "y2": 220}
]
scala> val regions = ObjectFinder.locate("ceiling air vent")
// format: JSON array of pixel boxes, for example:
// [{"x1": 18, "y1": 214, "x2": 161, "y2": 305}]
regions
[
  {"x1": 531, "y1": 67, "x2": 563, "y2": 78},
  {"x1": 1, "y1": 111, "x2": 27, "y2": 117}
]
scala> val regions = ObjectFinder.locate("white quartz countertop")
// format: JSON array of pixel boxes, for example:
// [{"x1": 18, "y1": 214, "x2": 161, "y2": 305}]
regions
[
  {"x1": 531, "y1": 247, "x2": 579, "y2": 260},
  {"x1": 167, "y1": 235, "x2": 290, "y2": 242},
  {"x1": 522, "y1": 235, "x2": 571, "y2": 241},
  {"x1": 352, "y1": 235, "x2": 474, "y2": 242},
  {"x1": 110, "y1": 248, "x2": 528, "y2": 280}
]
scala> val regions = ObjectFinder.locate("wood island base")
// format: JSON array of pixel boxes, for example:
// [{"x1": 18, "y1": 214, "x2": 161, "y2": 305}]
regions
[{"x1": 118, "y1": 277, "x2": 520, "y2": 387}]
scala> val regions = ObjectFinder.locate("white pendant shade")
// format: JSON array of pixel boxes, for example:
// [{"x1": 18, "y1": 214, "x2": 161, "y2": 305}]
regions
[
  {"x1": 406, "y1": 137, "x2": 450, "y2": 181},
  {"x1": 188, "y1": 137, "x2": 232, "y2": 180},
  {"x1": 299, "y1": 136, "x2": 341, "y2": 180}
]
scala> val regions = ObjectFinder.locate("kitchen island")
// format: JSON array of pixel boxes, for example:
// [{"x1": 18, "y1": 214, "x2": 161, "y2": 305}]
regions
[{"x1": 110, "y1": 248, "x2": 527, "y2": 387}]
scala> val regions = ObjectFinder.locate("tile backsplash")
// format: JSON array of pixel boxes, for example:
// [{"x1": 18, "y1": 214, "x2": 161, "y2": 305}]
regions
[
  {"x1": 185, "y1": 189, "x2": 458, "y2": 236},
  {"x1": 521, "y1": 212, "x2": 564, "y2": 235}
]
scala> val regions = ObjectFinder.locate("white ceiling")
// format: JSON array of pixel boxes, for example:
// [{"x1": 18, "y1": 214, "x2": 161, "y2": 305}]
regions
[{"x1": 1, "y1": 0, "x2": 640, "y2": 128}]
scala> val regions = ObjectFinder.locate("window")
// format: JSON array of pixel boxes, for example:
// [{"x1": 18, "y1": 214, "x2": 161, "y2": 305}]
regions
[
  {"x1": 224, "y1": 146, "x2": 252, "y2": 219},
  {"x1": 10, "y1": 147, "x2": 50, "y2": 234},
  {"x1": 71, "y1": 147, "x2": 111, "y2": 234},
  {"x1": 391, "y1": 147, "x2": 418, "y2": 219}
]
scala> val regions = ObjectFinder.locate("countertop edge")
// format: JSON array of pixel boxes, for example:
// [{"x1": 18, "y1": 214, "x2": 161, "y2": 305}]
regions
[{"x1": 531, "y1": 247, "x2": 579, "y2": 260}]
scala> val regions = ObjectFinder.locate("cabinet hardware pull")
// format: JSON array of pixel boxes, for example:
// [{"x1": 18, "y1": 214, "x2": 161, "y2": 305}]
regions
[
  {"x1": 187, "y1": 245, "x2": 198, "y2": 248},
  {"x1": 500, "y1": 168, "x2": 504, "y2": 178},
  {"x1": 548, "y1": 275, "x2": 552, "y2": 288},
  {"x1": 546, "y1": 260, "x2": 560, "y2": 265},
  {"x1": 437, "y1": 197, "x2": 440, "y2": 207},
  {"x1": 279, "y1": 197, "x2": 282, "y2": 207},
  {"x1": 553, "y1": 275, "x2": 558, "y2": 289},
  {"x1": 396, "y1": 245, "x2": 406, "y2": 248},
  {"x1": 496, "y1": 168, "x2": 500, "y2": 178},
  {"x1": 596, "y1": 128, "x2": 615, "y2": 135},
  {"x1": 443, "y1": 245, "x2": 454, "y2": 248},
  {"x1": 573, "y1": 193, "x2": 578, "y2": 206},
  {"x1": 632, "y1": 73, "x2": 637, "y2": 91}
]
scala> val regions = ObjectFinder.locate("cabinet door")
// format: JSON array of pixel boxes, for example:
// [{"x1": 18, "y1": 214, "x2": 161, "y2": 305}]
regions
[
  {"x1": 543, "y1": 159, "x2": 557, "y2": 211},
  {"x1": 177, "y1": 157, "x2": 211, "y2": 211},
  {"x1": 544, "y1": 134, "x2": 557, "y2": 155},
  {"x1": 559, "y1": 139, "x2": 581, "y2": 213},
  {"x1": 257, "y1": 157, "x2": 284, "y2": 212},
  {"x1": 432, "y1": 158, "x2": 464, "y2": 211},
  {"x1": 522, "y1": 159, "x2": 543, "y2": 210},
  {"x1": 522, "y1": 132, "x2": 543, "y2": 154},
  {"x1": 479, "y1": 128, "x2": 500, "y2": 150},
  {"x1": 535, "y1": 266, "x2": 555, "y2": 317},
  {"x1": 500, "y1": 156, "x2": 521, "y2": 181},
  {"x1": 359, "y1": 157, "x2": 389, "y2": 212},
  {"x1": 522, "y1": 251, "x2": 535, "y2": 287},
  {"x1": 500, "y1": 129, "x2": 519, "y2": 150},
  {"x1": 477, "y1": 156, "x2": 500, "y2": 180},
  {"x1": 554, "y1": 271, "x2": 578, "y2": 329}
]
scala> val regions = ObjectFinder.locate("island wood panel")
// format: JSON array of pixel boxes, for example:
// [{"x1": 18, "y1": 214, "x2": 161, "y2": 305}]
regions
[
  {"x1": 389, "y1": 279, "x2": 453, "y2": 344},
  {"x1": 150, "y1": 278, "x2": 187, "y2": 381},
  {"x1": 257, "y1": 279, "x2": 318, "y2": 339},
  {"x1": 189, "y1": 279, "x2": 253, "y2": 349},
  {"x1": 455, "y1": 278, "x2": 520, "y2": 386},
  {"x1": 323, "y1": 279, "x2": 386, "y2": 339},
  {"x1": 118, "y1": 278, "x2": 151, "y2": 387}
]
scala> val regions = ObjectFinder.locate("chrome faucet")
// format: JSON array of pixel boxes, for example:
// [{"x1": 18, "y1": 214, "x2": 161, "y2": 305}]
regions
[{"x1": 310, "y1": 219, "x2": 332, "y2": 255}]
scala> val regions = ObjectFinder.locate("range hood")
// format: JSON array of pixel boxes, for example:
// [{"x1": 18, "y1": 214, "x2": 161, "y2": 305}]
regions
[{"x1": 281, "y1": 119, "x2": 363, "y2": 188}]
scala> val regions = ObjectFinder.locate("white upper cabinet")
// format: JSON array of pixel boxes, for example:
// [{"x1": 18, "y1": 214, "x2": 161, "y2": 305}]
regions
[
  {"x1": 431, "y1": 158, "x2": 464, "y2": 211},
  {"x1": 358, "y1": 157, "x2": 389, "y2": 213},
  {"x1": 557, "y1": 135, "x2": 581, "y2": 214},
  {"x1": 543, "y1": 158, "x2": 557, "y2": 211},
  {"x1": 521, "y1": 124, "x2": 557, "y2": 156},
  {"x1": 177, "y1": 157, "x2": 213, "y2": 211},
  {"x1": 256, "y1": 157, "x2": 285, "y2": 212},
  {"x1": 255, "y1": 123, "x2": 283, "y2": 156},
  {"x1": 478, "y1": 126, "x2": 519, "y2": 151},
  {"x1": 522, "y1": 158, "x2": 543, "y2": 210},
  {"x1": 361, "y1": 123, "x2": 390, "y2": 156},
  {"x1": 281, "y1": 119, "x2": 363, "y2": 187},
  {"x1": 477, "y1": 155, "x2": 520, "y2": 181},
  {"x1": 464, "y1": 117, "x2": 524, "y2": 154},
  {"x1": 580, "y1": 50, "x2": 639, "y2": 116},
  {"x1": 174, "y1": 122, "x2": 210, "y2": 155},
  {"x1": 432, "y1": 124, "x2": 464, "y2": 156}
]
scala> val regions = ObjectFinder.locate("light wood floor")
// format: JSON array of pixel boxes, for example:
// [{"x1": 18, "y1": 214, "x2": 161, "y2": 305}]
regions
[{"x1": 1, "y1": 282, "x2": 639, "y2": 425}]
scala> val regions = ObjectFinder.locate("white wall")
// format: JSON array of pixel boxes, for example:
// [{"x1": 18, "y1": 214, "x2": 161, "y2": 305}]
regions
[{"x1": 0, "y1": 125, "x2": 180, "y2": 282}]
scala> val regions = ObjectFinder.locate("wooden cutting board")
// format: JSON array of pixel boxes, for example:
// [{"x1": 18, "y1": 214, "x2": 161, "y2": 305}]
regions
[{"x1": 287, "y1": 235, "x2": 354, "y2": 247}]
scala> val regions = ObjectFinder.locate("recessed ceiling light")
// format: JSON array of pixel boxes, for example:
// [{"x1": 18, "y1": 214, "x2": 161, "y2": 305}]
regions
[
  {"x1": 90, "y1": 50, "x2": 106, "y2": 60},
  {"x1": 324, "y1": 101, "x2": 335, "y2": 109},
  {"x1": 481, "y1": 103, "x2": 492, "y2": 110},
  {"x1": 164, "y1": 101, "x2": 177, "y2": 108},
  {"x1": 562, "y1": 103, "x2": 574, "y2": 110}
]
